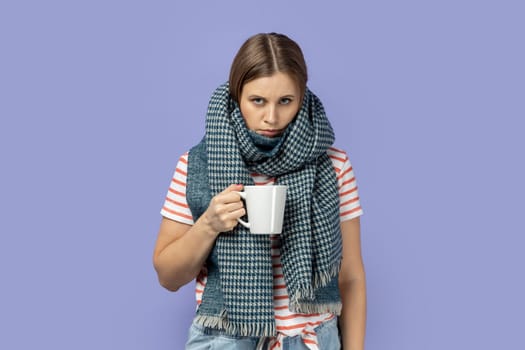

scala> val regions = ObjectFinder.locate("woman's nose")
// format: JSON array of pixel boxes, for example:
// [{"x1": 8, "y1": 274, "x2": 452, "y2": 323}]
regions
[{"x1": 264, "y1": 105, "x2": 277, "y2": 124}]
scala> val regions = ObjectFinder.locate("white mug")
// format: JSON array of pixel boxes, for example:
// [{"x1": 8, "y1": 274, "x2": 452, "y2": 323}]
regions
[{"x1": 236, "y1": 185, "x2": 287, "y2": 234}]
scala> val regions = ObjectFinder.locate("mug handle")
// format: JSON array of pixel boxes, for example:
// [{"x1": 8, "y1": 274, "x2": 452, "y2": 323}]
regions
[{"x1": 235, "y1": 191, "x2": 250, "y2": 229}]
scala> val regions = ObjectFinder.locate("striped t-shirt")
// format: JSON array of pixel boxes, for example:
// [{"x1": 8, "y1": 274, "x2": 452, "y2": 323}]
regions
[{"x1": 161, "y1": 146, "x2": 363, "y2": 350}]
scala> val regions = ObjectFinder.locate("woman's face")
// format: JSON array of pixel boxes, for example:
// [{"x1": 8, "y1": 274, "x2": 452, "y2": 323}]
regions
[{"x1": 239, "y1": 72, "x2": 302, "y2": 138}]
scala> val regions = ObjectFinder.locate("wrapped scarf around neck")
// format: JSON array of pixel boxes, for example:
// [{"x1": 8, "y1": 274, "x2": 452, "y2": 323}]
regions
[{"x1": 186, "y1": 83, "x2": 342, "y2": 337}]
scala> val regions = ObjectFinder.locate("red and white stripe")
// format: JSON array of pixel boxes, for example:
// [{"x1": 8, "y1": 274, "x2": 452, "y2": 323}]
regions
[{"x1": 160, "y1": 146, "x2": 363, "y2": 349}]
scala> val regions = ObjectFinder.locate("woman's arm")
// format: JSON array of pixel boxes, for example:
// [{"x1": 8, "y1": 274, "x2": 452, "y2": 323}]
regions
[
  {"x1": 152, "y1": 184, "x2": 245, "y2": 291},
  {"x1": 338, "y1": 217, "x2": 367, "y2": 350}
]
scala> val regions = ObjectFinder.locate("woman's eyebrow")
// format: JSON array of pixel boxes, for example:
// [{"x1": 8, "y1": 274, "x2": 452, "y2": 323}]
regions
[
  {"x1": 245, "y1": 94, "x2": 297, "y2": 101},
  {"x1": 247, "y1": 94, "x2": 296, "y2": 98}
]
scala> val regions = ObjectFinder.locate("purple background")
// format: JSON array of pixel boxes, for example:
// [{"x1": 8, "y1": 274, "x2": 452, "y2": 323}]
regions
[{"x1": 1, "y1": 1, "x2": 524, "y2": 349}]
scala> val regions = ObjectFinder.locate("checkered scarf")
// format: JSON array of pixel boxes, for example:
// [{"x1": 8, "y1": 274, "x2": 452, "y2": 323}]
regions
[{"x1": 197, "y1": 83, "x2": 342, "y2": 336}]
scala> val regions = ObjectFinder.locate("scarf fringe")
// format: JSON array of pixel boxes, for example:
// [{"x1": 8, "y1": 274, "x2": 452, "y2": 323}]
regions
[
  {"x1": 289, "y1": 284, "x2": 315, "y2": 306},
  {"x1": 291, "y1": 301, "x2": 343, "y2": 315},
  {"x1": 313, "y1": 262, "x2": 342, "y2": 287},
  {"x1": 289, "y1": 286, "x2": 342, "y2": 316},
  {"x1": 194, "y1": 314, "x2": 277, "y2": 337}
]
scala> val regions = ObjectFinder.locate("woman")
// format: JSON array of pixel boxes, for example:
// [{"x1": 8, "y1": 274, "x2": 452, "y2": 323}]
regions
[{"x1": 153, "y1": 33, "x2": 366, "y2": 349}]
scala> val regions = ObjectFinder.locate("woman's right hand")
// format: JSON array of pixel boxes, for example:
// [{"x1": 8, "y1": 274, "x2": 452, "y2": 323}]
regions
[
  {"x1": 153, "y1": 184, "x2": 245, "y2": 291},
  {"x1": 200, "y1": 184, "x2": 246, "y2": 236}
]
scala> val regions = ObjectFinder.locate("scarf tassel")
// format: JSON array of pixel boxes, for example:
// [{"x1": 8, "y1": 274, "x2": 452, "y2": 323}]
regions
[
  {"x1": 194, "y1": 311, "x2": 277, "y2": 337},
  {"x1": 291, "y1": 301, "x2": 343, "y2": 315},
  {"x1": 314, "y1": 260, "x2": 342, "y2": 285}
]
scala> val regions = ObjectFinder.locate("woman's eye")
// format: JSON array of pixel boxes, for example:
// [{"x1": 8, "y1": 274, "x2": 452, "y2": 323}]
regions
[
  {"x1": 251, "y1": 98, "x2": 264, "y2": 105},
  {"x1": 280, "y1": 98, "x2": 292, "y2": 105}
]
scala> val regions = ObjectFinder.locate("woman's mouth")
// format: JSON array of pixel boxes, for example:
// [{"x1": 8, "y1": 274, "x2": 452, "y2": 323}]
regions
[{"x1": 257, "y1": 129, "x2": 282, "y2": 137}]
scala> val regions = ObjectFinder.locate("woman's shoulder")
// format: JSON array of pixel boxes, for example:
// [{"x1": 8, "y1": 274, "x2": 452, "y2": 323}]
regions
[
  {"x1": 327, "y1": 146, "x2": 347, "y2": 157},
  {"x1": 175, "y1": 152, "x2": 189, "y2": 166},
  {"x1": 327, "y1": 146, "x2": 350, "y2": 165}
]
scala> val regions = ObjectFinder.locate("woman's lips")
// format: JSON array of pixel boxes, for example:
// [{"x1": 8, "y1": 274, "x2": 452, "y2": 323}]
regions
[{"x1": 258, "y1": 129, "x2": 282, "y2": 137}]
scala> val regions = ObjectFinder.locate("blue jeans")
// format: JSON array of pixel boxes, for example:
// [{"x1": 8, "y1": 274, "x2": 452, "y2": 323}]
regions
[{"x1": 185, "y1": 317, "x2": 340, "y2": 349}]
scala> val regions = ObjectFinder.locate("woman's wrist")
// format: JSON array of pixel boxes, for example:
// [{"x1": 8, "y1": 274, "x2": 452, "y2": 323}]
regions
[{"x1": 195, "y1": 214, "x2": 221, "y2": 239}]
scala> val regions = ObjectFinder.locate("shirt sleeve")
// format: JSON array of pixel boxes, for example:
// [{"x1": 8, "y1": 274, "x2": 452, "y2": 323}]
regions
[
  {"x1": 328, "y1": 147, "x2": 364, "y2": 222},
  {"x1": 160, "y1": 152, "x2": 195, "y2": 225}
]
